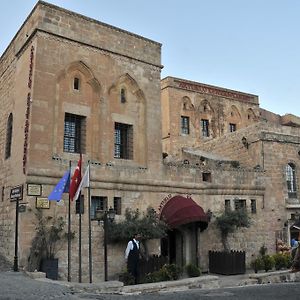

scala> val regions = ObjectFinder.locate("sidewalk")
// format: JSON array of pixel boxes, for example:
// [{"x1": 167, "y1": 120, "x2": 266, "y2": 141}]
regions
[{"x1": 29, "y1": 269, "x2": 300, "y2": 295}]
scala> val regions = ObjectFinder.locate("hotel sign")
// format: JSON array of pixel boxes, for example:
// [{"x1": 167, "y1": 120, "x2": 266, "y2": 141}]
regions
[{"x1": 10, "y1": 185, "x2": 23, "y2": 201}]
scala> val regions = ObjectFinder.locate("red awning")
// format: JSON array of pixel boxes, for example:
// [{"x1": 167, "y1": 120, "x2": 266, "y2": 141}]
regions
[{"x1": 160, "y1": 195, "x2": 208, "y2": 229}]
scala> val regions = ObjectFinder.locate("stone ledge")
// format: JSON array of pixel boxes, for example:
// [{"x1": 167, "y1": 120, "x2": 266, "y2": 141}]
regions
[
  {"x1": 25, "y1": 271, "x2": 46, "y2": 279},
  {"x1": 249, "y1": 270, "x2": 300, "y2": 284},
  {"x1": 121, "y1": 275, "x2": 219, "y2": 294}
]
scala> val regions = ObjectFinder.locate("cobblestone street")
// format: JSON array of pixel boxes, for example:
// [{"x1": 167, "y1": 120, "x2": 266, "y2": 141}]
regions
[{"x1": 0, "y1": 254, "x2": 78, "y2": 299}]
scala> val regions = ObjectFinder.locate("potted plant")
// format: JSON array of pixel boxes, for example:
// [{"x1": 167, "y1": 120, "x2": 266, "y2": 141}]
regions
[
  {"x1": 28, "y1": 210, "x2": 73, "y2": 280},
  {"x1": 209, "y1": 209, "x2": 251, "y2": 275}
]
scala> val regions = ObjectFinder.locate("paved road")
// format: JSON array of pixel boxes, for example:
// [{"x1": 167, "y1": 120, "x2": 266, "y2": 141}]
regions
[
  {"x1": 85, "y1": 282, "x2": 300, "y2": 300},
  {"x1": 1, "y1": 254, "x2": 300, "y2": 300}
]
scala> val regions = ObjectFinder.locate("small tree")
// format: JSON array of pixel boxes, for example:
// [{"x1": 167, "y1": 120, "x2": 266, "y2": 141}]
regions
[
  {"x1": 27, "y1": 210, "x2": 74, "y2": 271},
  {"x1": 107, "y1": 207, "x2": 168, "y2": 256},
  {"x1": 215, "y1": 209, "x2": 251, "y2": 252}
]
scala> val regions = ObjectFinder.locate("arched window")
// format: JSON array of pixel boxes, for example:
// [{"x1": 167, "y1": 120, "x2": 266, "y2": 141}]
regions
[
  {"x1": 286, "y1": 163, "x2": 297, "y2": 198},
  {"x1": 120, "y1": 88, "x2": 126, "y2": 103},
  {"x1": 73, "y1": 77, "x2": 80, "y2": 90},
  {"x1": 5, "y1": 113, "x2": 13, "y2": 159}
]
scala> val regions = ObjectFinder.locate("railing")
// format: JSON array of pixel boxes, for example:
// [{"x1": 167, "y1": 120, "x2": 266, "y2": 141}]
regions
[{"x1": 209, "y1": 250, "x2": 245, "y2": 275}]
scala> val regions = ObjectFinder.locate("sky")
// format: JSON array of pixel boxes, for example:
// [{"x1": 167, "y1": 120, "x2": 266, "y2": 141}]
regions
[{"x1": 1, "y1": 0, "x2": 299, "y2": 116}]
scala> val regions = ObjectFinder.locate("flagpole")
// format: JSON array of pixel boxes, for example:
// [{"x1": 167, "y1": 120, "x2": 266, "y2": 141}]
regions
[
  {"x1": 68, "y1": 160, "x2": 71, "y2": 282},
  {"x1": 78, "y1": 193, "x2": 82, "y2": 283},
  {"x1": 87, "y1": 161, "x2": 92, "y2": 283}
]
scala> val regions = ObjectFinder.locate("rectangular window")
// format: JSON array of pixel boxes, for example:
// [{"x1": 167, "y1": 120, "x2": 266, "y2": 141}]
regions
[
  {"x1": 201, "y1": 119, "x2": 209, "y2": 137},
  {"x1": 234, "y1": 199, "x2": 246, "y2": 211},
  {"x1": 90, "y1": 196, "x2": 107, "y2": 220},
  {"x1": 181, "y1": 116, "x2": 190, "y2": 134},
  {"x1": 229, "y1": 123, "x2": 236, "y2": 132},
  {"x1": 113, "y1": 197, "x2": 122, "y2": 215},
  {"x1": 64, "y1": 113, "x2": 86, "y2": 153},
  {"x1": 251, "y1": 199, "x2": 257, "y2": 214},
  {"x1": 114, "y1": 123, "x2": 133, "y2": 159},
  {"x1": 202, "y1": 172, "x2": 212, "y2": 182},
  {"x1": 225, "y1": 199, "x2": 231, "y2": 212}
]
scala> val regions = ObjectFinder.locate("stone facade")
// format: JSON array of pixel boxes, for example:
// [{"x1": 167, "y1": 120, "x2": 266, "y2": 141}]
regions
[{"x1": 0, "y1": 1, "x2": 300, "y2": 282}]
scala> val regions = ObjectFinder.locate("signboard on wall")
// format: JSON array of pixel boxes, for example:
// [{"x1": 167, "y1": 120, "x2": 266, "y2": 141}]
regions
[{"x1": 10, "y1": 185, "x2": 23, "y2": 201}]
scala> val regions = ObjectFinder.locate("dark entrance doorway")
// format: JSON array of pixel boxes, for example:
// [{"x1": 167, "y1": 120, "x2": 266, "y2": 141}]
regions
[{"x1": 161, "y1": 229, "x2": 183, "y2": 266}]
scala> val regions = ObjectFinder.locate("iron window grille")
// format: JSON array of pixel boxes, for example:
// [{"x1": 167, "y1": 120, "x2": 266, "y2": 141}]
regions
[
  {"x1": 114, "y1": 123, "x2": 133, "y2": 159},
  {"x1": 64, "y1": 113, "x2": 85, "y2": 153},
  {"x1": 201, "y1": 119, "x2": 209, "y2": 137},
  {"x1": 181, "y1": 116, "x2": 190, "y2": 134}
]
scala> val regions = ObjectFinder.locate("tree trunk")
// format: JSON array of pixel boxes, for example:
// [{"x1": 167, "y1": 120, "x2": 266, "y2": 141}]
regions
[{"x1": 221, "y1": 234, "x2": 230, "y2": 252}]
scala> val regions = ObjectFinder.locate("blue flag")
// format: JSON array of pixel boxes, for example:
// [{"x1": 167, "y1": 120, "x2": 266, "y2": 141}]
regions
[{"x1": 48, "y1": 170, "x2": 70, "y2": 201}]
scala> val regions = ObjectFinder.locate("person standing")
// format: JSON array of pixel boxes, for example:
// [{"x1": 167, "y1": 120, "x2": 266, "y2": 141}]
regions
[{"x1": 125, "y1": 233, "x2": 141, "y2": 284}]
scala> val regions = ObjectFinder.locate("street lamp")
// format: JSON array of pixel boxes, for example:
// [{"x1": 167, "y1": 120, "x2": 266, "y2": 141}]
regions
[{"x1": 95, "y1": 206, "x2": 115, "y2": 281}]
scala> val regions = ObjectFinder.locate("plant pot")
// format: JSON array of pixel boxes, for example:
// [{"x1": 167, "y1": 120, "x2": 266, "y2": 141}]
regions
[{"x1": 40, "y1": 258, "x2": 58, "y2": 280}]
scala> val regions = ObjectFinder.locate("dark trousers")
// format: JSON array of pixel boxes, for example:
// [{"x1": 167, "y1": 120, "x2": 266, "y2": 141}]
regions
[{"x1": 127, "y1": 259, "x2": 139, "y2": 284}]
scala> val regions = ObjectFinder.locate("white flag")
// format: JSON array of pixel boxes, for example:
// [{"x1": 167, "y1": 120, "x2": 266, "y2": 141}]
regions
[{"x1": 74, "y1": 164, "x2": 90, "y2": 201}]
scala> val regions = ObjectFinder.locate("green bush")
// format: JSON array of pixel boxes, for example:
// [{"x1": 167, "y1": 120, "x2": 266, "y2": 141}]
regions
[
  {"x1": 143, "y1": 264, "x2": 182, "y2": 283},
  {"x1": 250, "y1": 257, "x2": 264, "y2": 273},
  {"x1": 185, "y1": 264, "x2": 201, "y2": 277},
  {"x1": 119, "y1": 271, "x2": 135, "y2": 285},
  {"x1": 273, "y1": 253, "x2": 289, "y2": 270},
  {"x1": 262, "y1": 255, "x2": 275, "y2": 272}
]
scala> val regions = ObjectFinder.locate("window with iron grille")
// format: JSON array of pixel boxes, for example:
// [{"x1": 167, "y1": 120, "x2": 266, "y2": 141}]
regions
[
  {"x1": 113, "y1": 197, "x2": 122, "y2": 215},
  {"x1": 286, "y1": 163, "x2": 297, "y2": 198},
  {"x1": 201, "y1": 119, "x2": 209, "y2": 137},
  {"x1": 114, "y1": 123, "x2": 133, "y2": 159},
  {"x1": 181, "y1": 116, "x2": 190, "y2": 134},
  {"x1": 234, "y1": 199, "x2": 246, "y2": 210},
  {"x1": 90, "y1": 196, "x2": 108, "y2": 220},
  {"x1": 64, "y1": 113, "x2": 86, "y2": 153},
  {"x1": 229, "y1": 123, "x2": 236, "y2": 132},
  {"x1": 5, "y1": 113, "x2": 13, "y2": 159},
  {"x1": 251, "y1": 199, "x2": 257, "y2": 214}
]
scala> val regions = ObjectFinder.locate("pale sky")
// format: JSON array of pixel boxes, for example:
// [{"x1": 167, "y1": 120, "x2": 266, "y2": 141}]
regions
[{"x1": 1, "y1": 0, "x2": 299, "y2": 116}]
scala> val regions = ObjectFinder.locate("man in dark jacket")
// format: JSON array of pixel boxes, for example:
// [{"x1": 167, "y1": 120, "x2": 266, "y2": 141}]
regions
[{"x1": 125, "y1": 233, "x2": 141, "y2": 284}]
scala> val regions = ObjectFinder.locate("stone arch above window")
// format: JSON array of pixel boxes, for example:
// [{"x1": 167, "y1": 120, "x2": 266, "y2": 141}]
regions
[
  {"x1": 57, "y1": 61, "x2": 101, "y2": 95},
  {"x1": 246, "y1": 108, "x2": 257, "y2": 121},
  {"x1": 286, "y1": 163, "x2": 297, "y2": 198},
  {"x1": 108, "y1": 73, "x2": 145, "y2": 103},
  {"x1": 229, "y1": 105, "x2": 241, "y2": 119},
  {"x1": 198, "y1": 99, "x2": 214, "y2": 114},
  {"x1": 182, "y1": 96, "x2": 194, "y2": 110},
  {"x1": 5, "y1": 113, "x2": 13, "y2": 159}
]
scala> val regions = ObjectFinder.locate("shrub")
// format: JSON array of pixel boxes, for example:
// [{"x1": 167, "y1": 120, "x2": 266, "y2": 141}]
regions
[
  {"x1": 119, "y1": 271, "x2": 135, "y2": 285},
  {"x1": 273, "y1": 253, "x2": 288, "y2": 270},
  {"x1": 250, "y1": 257, "x2": 264, "y2": 273},
  {"x1": 185, "y1": 264, "x2": 201, "y2": 277},
  {"x1": 262, "y1": 255, "x2": 275, "y2": 272},
  {"x1": 143, "y1": 264, "x2": 182, "y2": 283}
]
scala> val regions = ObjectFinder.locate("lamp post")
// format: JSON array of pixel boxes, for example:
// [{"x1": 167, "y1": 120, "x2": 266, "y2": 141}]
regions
[{"x1": 95, "y1": 206, "x2": 115, "y2": 281}]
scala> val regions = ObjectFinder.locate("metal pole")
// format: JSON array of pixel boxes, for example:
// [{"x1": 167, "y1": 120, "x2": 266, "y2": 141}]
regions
[
  {"x1": 13, "y1": 198, "x2": 19, "y2": 272},
  {"x1": 87, "y1": 162, "x2": 92, "y2": 283},
  {"x1": 104, "y1": 212, "x2": 108, "y2": 281},
  {"x1": 78, "y1": 201, "x2": 82, "y2": 283},
  {"x1": 67, "y1": 160, "x2": 71, "y2": 282}
]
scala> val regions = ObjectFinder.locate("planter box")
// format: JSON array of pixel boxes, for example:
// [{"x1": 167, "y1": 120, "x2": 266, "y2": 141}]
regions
[
  {"x1": 40, "y1": 258, "x2": 58, "y2": 280},
  {"x1": 209, "y1": 250, "x2": 245, "y2": 275}
]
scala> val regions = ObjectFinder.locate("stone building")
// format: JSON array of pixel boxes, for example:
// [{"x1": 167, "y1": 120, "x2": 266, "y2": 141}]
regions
[{"x1": 0, "y1": 1, "x2": 299, "y2": 282}]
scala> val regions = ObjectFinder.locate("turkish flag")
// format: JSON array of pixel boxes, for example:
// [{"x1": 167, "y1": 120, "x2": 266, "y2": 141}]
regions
[{"x1": 69, "y1": 154, "x2": 82, "y2": 201}]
